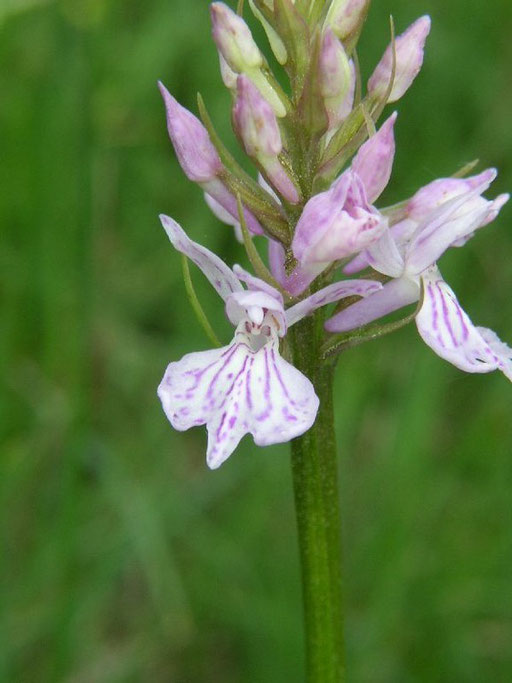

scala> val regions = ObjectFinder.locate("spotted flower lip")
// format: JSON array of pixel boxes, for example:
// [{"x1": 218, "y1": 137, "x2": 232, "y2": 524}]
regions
[
  {"x1": 158, "y1": 214, "x2": 382, "y2": 468},
  {"x1": 326, "y1": 170, "x2": 511, "y2": 382}
]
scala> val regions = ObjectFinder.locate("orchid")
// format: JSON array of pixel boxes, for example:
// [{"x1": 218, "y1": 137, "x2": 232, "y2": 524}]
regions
[
  {"x1": 157, "y1": 214, "x2": 381, "y2": 469},
  {"x1": 156, "y1": 2, "x2": 510, "y2": 680},
  {"x1": 329, "y1": 169, "x2": 510, "y2": 378}
]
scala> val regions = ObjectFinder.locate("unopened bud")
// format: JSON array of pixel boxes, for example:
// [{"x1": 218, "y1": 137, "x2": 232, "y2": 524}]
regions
[
  {"x1": 158, "y1": 82, "x2": 222, "y2": 183},
  {"x1": 210, "y1": 2, "x2": 262, "y2": 73},
  {"x1": 319, "y1": 29, "x2": 351, "y2": 130},
  {"x1": 326, "y1": 0, "x2": 369, "y2": 45},
  {"x1": 368, "y1": 16, "x2": 431, "y2": 103},
  {"x1": 233, "y1": 76, "x2": 299, "y2": 203},
  {"x1": 234, "y1": 75, "x2": 281, "y2": 158}
]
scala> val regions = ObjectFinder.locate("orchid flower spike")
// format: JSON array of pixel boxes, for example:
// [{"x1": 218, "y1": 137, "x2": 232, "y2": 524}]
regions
[
  {"x1": 330, "y1": 169, "x2": 511, "y2": 380},
  {"x1": 157, "y1": 215, "x2": 382, "y2": 468}
]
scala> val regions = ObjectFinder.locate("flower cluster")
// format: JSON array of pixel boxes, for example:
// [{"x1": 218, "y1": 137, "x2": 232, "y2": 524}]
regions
[{"x1": 157, "y1": 1, "x2": 510, "y2": 468}]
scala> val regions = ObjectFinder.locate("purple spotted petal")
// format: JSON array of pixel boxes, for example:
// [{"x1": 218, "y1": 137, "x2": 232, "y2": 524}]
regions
[
  {"x1": 158, "y1": 325, "x2": 319, "y2": 469},
  {"x1": 416, "y1": 268, "x2": 504, "y2": 375},
  {"x1": 286, "y1": 279, "x2": 383, "y2": 327},
  {"x1": 325, "y1": 277, "x2": 419, "y2": 333},
  {"x1": 351, "y1": 112, "x2": 397, "y2": 203},
  {"x1": 159, "y1": 214, "x2": 242, "y2": 300}
]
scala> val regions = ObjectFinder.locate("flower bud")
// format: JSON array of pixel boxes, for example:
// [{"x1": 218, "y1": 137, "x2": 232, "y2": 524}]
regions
[
  {"x1": 158, "y1": 82, "x2": 222, "y2": 183},
  {"x1": 368, "y1": 16, "x2": 431, "y2": 103},
  {"x1": 319, "y1": 29, "x2": 352, "y2": 130},
  {"x1": 210, "y1": 2, "x2": 262, "y2": 73},
  {"x1": 234, "y1": 75, "x2": 281, "y2": 158},
  {"x1": 234, "y1": 76, "x2": 299, "y2": 203},
  {"x1": 325, "y1": 0, "x2": 370, "y2": 45}
]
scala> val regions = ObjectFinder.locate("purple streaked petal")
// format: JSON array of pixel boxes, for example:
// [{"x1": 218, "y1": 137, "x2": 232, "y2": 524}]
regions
[
  {"x1": 268, "y1": 240, "x2": 327, "y2": 296},
  {"x1": 325, "y1": 277, "x2": 419, "y2": 333},
  {"x1": 159, "y1": 214, "x2": 242, "y2": 300},
  {"x1": 416, "y1": 268, "x2": 504, "y2": 374},
  {"x1": 158, "y1": 325, "x2": 319, "y2": 469},
  {"x1": 351, "y1": 112, "x2": 397, "y2": 203},
  {"x1": 286, "y1": 279, "x2": 383, "y2": 327}
]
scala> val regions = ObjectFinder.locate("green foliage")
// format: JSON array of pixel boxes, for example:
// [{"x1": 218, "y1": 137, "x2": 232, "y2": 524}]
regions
[{"x1": 1, "y1": 0, "x2": 512, "y2": 680}]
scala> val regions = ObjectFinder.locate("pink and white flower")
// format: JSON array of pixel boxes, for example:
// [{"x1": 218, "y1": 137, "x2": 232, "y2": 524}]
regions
[
  {"x1": 327, "y1": 168, "x2": 511, "y2": 380},
  {"x1": 158, "y1": 215, "x2": 382, "y2": 468}
]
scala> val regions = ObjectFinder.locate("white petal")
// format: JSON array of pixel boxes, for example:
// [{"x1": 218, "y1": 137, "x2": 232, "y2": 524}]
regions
[
  {"x1": 286, "y1": 279, "x2": 383, "y2": 327},
  {"x1": 416, "y1": 268, "x2": 503, "y2": 374},
  {"x1": 225, "y1": 289, "x2": 286, "y2": 333},
  {"x1": 159, "y1": 214, "x2": 242, "y2": 300},
  {"x1": 158, "y1": 326, "x2": 319, "y2": 469}
]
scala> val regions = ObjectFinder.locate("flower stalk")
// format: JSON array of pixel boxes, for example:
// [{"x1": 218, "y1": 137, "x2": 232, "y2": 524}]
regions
[{"x1": 289, "y1": 314, "x2": 345, "y2": 683}]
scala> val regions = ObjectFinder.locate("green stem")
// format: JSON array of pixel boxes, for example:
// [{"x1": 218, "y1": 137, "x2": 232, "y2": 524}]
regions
[{"x1": 289, "y1": 314, "x2": 345, "y2": 683}]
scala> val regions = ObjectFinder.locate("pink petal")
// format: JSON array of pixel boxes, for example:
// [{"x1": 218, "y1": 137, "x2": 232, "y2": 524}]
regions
[
  {"x1": 368, "y1": 16, "x2": 431, "y2": 103},
  {"x1": 158, "y1": 325, "x2": 319, "y2": 469},
  {"x1": 407, "y1": 169, "x2": 497, "y2": 222},
  {"x1": 158, "y1": 82, "x2": 223, "y2": 183},
  {"x1": 416, "y1": 268, "x2": 504, "y2": 374},
  {"x1": 405, "y1": 173, "x2": 502, "y2": 274},
  {"x1": 159, "y1": 214, "x2": 242, "y2": 300},
  {"x1": 325, "y1": 277, "x2": 419, "y2": 333},
  {"x1": 292, "y1": 170, "x2": 387, "y2": 264},
  {"x1": 268, "y1": 240, "x2": 327, "y2": 296},
  {"x1": 351, "y1": 112, "x2": 397, "y2": 203},
  {"x1": 286, "y1": 278, "x2": 383, "y2": 327}
]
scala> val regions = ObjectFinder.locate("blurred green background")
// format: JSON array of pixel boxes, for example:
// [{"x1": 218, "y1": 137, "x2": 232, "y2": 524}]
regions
[{"x1": 1, "y1": 0, "x2": 512, "y2": 681}]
